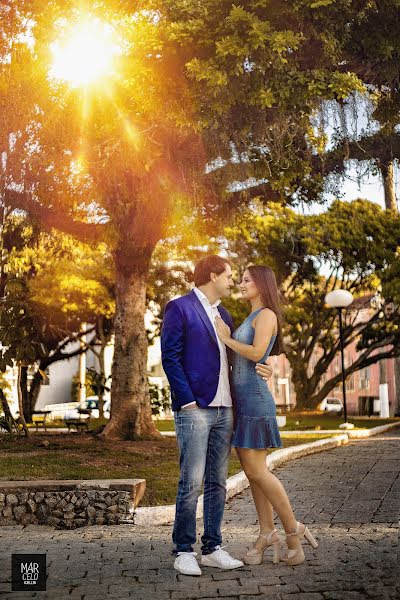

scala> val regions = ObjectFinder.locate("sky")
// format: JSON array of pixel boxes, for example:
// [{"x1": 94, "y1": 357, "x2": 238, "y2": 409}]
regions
[
  {"x1": 301, "y1": 96, "x2": 400, "y2": 215},
  {"x1": 338, "y1": 166, "x2": 399, "y2": 209},
  {"x1": 300, "y1": 164, "x2": 399, "y2": 216}
]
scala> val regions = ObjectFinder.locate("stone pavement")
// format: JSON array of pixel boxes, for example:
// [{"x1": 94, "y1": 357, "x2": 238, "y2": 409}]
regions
[{"x1": 0, "y1": 432, "x2": 399, "y2": 600}]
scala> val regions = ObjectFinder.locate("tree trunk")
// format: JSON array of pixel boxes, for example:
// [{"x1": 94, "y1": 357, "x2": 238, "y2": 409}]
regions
[
  {"x1": 0, "y1": 388, "x2": 15, "y2": 438},
  {"x1": 394, "y1": 357, "x2": 400, "y2": 416},
  {"x1": 28, "y1": 369, "x2": 44, "y2": 418},
  {"x1": 0, "y1": 388, "x2": 13, "y2": 420},
  {"x1": 20, "y1": 365, "x2": 32, "y2": 422},
  {"x1": 381, "y1": 160, "x2": 397, "y2": 211},
  {"x1": 289, "y1": 358, "x2": 318, "y2": 409},
  {"x1": 17, "y1": 365, "x2": 29, "y2": 437},
  {"x1": 96, "y1": 315, "x2": 112, "y2": 420},
  {"x1": 100, "y1": 251, "x2": 161, "y2": 440},
  {"x1": 381, "y1": 158, "x2": 400, "y2": 413},
  {"x1": 98, "y1": 345, "x2": 105, "y2": 420}
]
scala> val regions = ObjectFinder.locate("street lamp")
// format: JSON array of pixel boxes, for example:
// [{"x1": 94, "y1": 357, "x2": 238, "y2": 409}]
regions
[{"x1": 325, "y1": 290, "x2": 354, "y2": 430}]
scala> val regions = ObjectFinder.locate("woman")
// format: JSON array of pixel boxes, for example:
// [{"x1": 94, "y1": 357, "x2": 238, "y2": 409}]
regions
[{"x1": 215, "y1": 265, "x2": 318, "y2": 566}]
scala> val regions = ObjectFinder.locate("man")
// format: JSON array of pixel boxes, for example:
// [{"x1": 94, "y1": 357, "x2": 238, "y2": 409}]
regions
[{"x1": 161, "y1": 255, "x2": 272, "y2": 576}]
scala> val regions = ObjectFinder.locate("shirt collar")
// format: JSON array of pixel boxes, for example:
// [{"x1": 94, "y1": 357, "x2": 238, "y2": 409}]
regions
[{"x1": 193, "y1": 287, "x2": 221, "y2": 309}]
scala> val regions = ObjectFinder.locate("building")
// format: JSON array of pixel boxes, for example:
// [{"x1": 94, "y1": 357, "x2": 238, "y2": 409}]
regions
[{"x1": 2, "y1": 311, "x2": 168, "y2": 417}]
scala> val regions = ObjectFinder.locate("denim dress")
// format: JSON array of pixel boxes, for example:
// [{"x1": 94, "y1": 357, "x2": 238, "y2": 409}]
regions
[{"x1": 231, "y1": 308, "x2": 282, "y2": 449}]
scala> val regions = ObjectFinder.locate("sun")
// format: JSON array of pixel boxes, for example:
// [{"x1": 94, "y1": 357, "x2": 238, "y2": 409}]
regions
[{"x1": 50, "y1": 18, "x2": 120, "y2": 87}]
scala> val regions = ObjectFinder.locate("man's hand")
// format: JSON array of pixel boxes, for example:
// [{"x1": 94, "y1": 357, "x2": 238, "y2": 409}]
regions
[{"x1": 255, "y1": 361, "x2": 273, "y2": 381}]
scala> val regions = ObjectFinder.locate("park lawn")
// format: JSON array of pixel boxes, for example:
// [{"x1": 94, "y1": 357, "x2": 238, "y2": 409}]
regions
[
  {"x1": 0, "y1": 433, "x2": 329, "y2": 506},
  {"x1": 155, "y1": 414, "x2": 399, "y2": 432},
  {"x1": 23, "y1": 414, "x2": 399, "y2": 433},
  {"x1": 283, "y1": 414, "x2": 398, "y2": 430}
]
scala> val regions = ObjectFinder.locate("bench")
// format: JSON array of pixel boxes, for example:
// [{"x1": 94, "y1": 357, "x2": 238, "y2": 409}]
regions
[
  {"x1": 32, "y1": 411, "x2": 51, "y2": 431},
  {"x1": 64, "y1": 419, "x2": 90, "y2": 432},
  {"x1": 276, "y1": 404, "x2": 295, "y2": 415}
]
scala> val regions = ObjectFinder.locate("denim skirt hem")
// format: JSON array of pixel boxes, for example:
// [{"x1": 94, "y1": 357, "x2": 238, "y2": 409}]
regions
[{"x1": 232, "y1": 415, "x2": 282, "y2": 449}]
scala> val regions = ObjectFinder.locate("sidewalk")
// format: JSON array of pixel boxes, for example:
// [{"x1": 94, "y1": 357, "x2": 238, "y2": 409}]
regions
[{"x1": 0, "y1": 431, "x2": 399, "y2": 599}]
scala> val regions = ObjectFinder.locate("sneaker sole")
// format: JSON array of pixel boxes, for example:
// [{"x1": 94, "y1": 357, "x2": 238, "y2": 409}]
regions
[
  {"x1": 174, "y1": 566, "x2": 202, "y2": 576},
  {"x1": 200, "y1": 561, "x2": 244, "y2": 570}
]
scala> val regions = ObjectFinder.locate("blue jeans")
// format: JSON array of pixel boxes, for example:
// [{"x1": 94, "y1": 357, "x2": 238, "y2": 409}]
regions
[{"x1": 173, "y1": 406, "x2": 233, "y2": 554}]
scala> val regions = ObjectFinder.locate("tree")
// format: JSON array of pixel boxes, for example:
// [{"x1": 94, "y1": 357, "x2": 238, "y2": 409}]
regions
[
  {"x1": 0, "y1": 214, "x2": 114, "y2": 421},
  {"x1": 224, "y1": 199, "x2": 400, "y2": 408},
  {"x1": 307, "y1": 1, "x2": 400, "y2": 211},
  {"x1": 1, "y1": 1, "x2": 375, "y2": 438}
]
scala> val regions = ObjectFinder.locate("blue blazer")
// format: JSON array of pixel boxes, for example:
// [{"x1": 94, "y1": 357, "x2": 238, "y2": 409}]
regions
[{"x1": 161, "y1": 290, "x2": 234, "y2": 411}]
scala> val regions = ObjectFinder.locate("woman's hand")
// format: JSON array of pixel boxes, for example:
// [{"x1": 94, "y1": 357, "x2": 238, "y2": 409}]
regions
[{"x1": 215, "y1": 316, "x2": 232, "y2": 343}]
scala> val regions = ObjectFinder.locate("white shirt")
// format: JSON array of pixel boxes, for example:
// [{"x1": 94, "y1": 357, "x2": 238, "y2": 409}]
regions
[{"x1": 190, "y1": 287, "x2": 232, "y2": 407}]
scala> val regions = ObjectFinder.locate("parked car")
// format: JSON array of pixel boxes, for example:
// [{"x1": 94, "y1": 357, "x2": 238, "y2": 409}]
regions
[
  {"x1": 84, "y1": 396, "x2": 110, "y2": 419},
  {"x1": 46, "y1": 397, "x2": 110, "y2": 420},
  {"x1": 318, "y1": 397, "x2": 344, "y2": 414}
]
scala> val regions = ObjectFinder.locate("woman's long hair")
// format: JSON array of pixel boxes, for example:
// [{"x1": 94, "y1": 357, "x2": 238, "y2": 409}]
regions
[{"x1": 246, "y1": 265, "x2": 284, "y2": 355}]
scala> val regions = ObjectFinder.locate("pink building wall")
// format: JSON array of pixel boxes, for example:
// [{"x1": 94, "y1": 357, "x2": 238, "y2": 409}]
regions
[
  {"x1": 319, "y1": 339, "x2": 397, "y2": 416},
  {"x1": 268, "y1": 319, "x2": 398, "y2": 416}
]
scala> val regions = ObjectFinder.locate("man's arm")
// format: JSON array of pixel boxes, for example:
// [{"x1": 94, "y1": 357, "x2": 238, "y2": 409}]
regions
[{"x1": 161, "y1": 301, "x2": 196, "y2": 408}]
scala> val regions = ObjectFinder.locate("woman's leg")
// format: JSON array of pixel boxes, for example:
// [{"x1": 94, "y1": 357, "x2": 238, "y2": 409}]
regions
[
  {"x1": 249, "y1": 480, "x2": 275, "y2": 532},
  {"x1": 237, "y1": 449, "x2": 276, "y2": 549},
  {"x1": 236, "y1": 447, "x2": 300, "y2": 551}
]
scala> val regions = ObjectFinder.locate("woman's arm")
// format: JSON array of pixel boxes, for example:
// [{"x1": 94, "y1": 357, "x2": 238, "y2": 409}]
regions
[{"x1": 215, "y1": 309, "x2": 277, "y2": 362}]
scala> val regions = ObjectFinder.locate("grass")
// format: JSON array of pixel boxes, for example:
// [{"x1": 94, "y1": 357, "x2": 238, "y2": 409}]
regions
[
  {"x1": 283, "y1": 414, "x2": 397, "y2": 430},
  {"x1": 24, "y1": 413, "x2": 399, "y2": 433},
  {"x1": 155, "y1": 413, "x2": 399, "y2": 432},
  {"x1": 0, "y1": 432, "x2": 329, "y2": 506}
]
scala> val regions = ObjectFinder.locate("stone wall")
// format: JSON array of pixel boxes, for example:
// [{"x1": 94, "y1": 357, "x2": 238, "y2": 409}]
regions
[{"x1": 0, "y1": 479, "x2": 146, "y2": 529}]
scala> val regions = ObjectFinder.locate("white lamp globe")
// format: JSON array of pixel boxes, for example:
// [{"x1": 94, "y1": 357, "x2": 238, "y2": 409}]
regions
[{"x1": 325, "y1": 290, "x2": 353, "y2": 308}]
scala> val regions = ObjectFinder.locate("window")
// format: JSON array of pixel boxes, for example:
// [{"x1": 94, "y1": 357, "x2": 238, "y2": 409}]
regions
[
  {"x1": 345, "y1": 353, "x2": 355, "y2": 391},
  {"x1": 347, "y1": 370, "x2": 355, "y2": 391},
  {"x1": 359, "y1": 366, "x2": 370, "y2": 390}
]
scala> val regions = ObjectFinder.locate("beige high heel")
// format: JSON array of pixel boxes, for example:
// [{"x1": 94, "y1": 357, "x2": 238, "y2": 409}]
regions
[
  {"x1": 283, "y1": 522, "x2": 318, "y2": 566},
  {"x1": 243, "y1": 528, "x2": 282, "y2": 565}
]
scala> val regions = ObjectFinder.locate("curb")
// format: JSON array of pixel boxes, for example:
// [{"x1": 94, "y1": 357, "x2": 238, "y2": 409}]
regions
[
  {"x1": 135, "y1": 421, "x2": 400, "y2": 526},
  {"x1": 134, "y1": 434, "x2": 349, "y2": 526},
  {"x1": 346, "y1": 421, "x2": 400, "y2": 438}
]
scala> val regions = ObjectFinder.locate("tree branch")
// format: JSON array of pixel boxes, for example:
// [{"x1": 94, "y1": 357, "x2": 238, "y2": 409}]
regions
[{"x1": 3, "y1": 189, "x2": 105, "y2": 243}]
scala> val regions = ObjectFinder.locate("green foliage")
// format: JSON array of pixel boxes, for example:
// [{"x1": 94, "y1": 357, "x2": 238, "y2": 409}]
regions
[
  {"x1": 0, "y1": 215, "x2": 114, "y2": 373},
  {"x1": 70, "y1": 368, "x2": 111, "y2": 403},
  {"x1": 223, "y1": 199, "x2": 400, "y2": 407},
  {"x1": 314, "y1": 2, "x2": 400, "y2": 205},
  {"x1": 148, "y1": 380, "x2": 171, "y2": 416}
]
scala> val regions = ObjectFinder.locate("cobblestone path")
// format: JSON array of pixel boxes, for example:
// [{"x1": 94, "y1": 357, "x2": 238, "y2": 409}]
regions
[{"x1": 1, "y1": 431, "x2": 399, "y2": 600}]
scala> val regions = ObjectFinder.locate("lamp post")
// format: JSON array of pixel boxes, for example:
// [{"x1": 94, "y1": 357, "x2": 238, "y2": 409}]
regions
[{"x1": 325, "y1": 290, "x2": 354, "y2": 429}]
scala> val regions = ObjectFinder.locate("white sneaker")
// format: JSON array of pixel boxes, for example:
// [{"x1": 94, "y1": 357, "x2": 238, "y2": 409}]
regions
[
  {"x1": 174, "y1": 552, "x2": 202, "y2": 576},
  {"x1": 201, "y1": 546, "x2": 244, "y2": 570}
]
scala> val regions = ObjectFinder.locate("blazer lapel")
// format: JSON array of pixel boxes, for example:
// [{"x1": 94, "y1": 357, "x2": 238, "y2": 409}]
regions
[
  {"x1": 217, "y1": 305, "x2": 232, "y2": 330},
  {"x1": 189, "y1": 290, "x2": 218, "y2": 346}
]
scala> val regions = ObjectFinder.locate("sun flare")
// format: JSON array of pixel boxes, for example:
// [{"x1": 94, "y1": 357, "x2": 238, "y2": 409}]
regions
[{"x1": 50, "y1": 19, "x2": 120, "y2": 87}]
